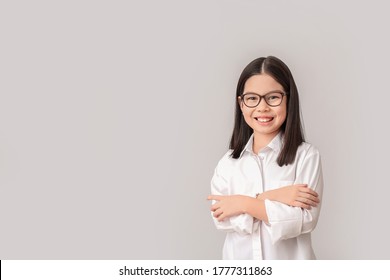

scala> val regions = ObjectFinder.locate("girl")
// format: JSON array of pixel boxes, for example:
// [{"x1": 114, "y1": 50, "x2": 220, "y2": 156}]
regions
[{"x1": 208, "y1": 56, "x2": 324, "y2": 260}]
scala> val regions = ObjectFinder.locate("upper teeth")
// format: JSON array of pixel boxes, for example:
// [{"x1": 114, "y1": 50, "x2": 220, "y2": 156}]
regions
[{"x1": 257, "y1": 118, "x2": 272, "y2": 122}]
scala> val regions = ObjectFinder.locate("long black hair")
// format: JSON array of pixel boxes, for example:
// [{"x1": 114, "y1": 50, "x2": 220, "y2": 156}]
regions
[{"x1": 229, "y1": 56, "x2": 305, "y2": 166}]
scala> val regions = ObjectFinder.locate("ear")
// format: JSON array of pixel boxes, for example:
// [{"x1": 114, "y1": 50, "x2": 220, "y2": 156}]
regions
[{"x1": 237, "y1": 96, "x2": 243, "y2": 111}]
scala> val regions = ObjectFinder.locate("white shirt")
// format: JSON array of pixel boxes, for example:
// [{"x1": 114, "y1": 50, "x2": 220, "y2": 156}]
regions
[{"x1": 210, "y1": 133, "x2": 324, "y2": 260}]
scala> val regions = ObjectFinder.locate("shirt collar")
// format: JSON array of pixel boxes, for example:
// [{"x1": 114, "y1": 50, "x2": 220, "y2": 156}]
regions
[{"x1": 240, "y1": 132, "x2": 283, "y2": 157}]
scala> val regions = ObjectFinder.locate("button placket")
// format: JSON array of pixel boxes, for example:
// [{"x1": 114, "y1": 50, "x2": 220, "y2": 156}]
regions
[{"x1": 252, "y1": 153, "x2": 264, "y2": 259}]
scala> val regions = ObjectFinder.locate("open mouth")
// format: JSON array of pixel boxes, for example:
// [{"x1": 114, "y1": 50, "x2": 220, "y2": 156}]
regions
[{"x1": 254, "y1": 117, "x2": 274, "y2": 123}]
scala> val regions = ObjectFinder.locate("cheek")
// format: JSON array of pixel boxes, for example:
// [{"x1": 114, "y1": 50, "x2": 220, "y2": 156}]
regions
[
  {"x1": 243, "y1": 107, "x2": 253, "y2": 116},
  {"x1": 275, "y1": 107, "x2": 287, "y2": 123},
  {"x1": 242, "y1": 109, "x2": 254, "y2": 124},
  {"x1": 280, "y1": 110, "x2": 287, "y2": 121}
]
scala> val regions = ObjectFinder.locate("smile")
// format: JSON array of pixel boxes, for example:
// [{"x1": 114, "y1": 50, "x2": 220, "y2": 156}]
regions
[{"x1": 254, "y1": 117, "x2": 274, "y2": 123}]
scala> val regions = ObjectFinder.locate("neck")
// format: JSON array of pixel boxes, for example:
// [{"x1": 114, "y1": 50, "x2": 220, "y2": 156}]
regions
[{"x1": 252, "y1": 131, "x2": 279, "y2": 154}]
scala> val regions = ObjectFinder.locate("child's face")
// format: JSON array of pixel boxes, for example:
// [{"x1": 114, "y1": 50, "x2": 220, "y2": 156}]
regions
[{"x1": 239, "y1": 74, "x2": 287, "y2": 140}]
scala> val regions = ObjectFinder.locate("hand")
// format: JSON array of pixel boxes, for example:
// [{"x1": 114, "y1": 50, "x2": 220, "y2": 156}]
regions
[
  {"x1": 258, "y1": 184, "x2": 320, "y2": 209},
  {"x1": 207, "y1": 195, "x2": 249, "y2": 222}
]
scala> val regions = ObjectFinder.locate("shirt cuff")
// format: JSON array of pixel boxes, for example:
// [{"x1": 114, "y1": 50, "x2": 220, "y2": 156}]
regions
[
  {"x1": 213, "y1": 213, "x2": 254, "y2": 235},
  {"x1": 263, "y1": 199, "x2": 303, "y2": 244}
]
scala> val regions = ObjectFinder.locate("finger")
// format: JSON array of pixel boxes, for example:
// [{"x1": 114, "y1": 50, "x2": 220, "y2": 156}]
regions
[
  {"x1": 207, "y1": 195, "x2": 223, "y2": 201},
  {"x1": 299, "y1": 192, "x2": 320, "y2": 203},
  {"x1": 296, "y1": 197, "x2": 317, "y2": 207},
  {"x1": 213, "y1": 209, "x2": 223, "y2": 218},
  {"x1": 298, "y1": 186, "x2": 318, "y2": 197},
  {"x1": 293, "y1": 201, "x2": 311, "y2": 210},
  {"x1": 210, "y1": 203, "x2": 220, "y2": 211},
  {"x1": 217, "y1": 213, "x2": 226, "y2": 222}
]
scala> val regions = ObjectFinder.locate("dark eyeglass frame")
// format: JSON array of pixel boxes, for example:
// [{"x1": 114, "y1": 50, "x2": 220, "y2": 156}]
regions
[{"x1": 240, "y1": 91, "x2": 288, "y2": 108}]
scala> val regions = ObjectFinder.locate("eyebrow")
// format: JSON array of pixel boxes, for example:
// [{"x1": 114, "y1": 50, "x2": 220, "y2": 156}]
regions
[{"x1": 242, "y1": 90, "x2": 285, "y2": 96}]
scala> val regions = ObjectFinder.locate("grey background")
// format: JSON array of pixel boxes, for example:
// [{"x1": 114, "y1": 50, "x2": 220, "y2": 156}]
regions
[{"x1": 1, "y1": 0, "x2": 389, "y2": 259}]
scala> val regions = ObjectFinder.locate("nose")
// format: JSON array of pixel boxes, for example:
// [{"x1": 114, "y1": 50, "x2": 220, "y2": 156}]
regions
[{"x1": 256, "y1": 97, "x2": 269, "y2": 111}]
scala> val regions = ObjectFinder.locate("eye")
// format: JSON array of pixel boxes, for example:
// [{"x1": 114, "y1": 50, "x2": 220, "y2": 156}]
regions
[
  {"x1": 266, "y1": 93, "x2": 282, "y2": 101},
  {"x1": 245, "y1": 95, "x2": 259, "y2": 101}
]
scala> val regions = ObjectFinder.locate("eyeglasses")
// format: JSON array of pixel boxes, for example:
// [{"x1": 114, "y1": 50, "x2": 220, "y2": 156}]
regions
[{"x1": 240, "y1": 91, "x2": 287, "y2": 107}]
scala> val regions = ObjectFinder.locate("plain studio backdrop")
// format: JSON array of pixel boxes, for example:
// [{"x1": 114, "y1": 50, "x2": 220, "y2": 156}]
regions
[{"x1": 1, "y1": 0, "x2": 389, "y2": 259}]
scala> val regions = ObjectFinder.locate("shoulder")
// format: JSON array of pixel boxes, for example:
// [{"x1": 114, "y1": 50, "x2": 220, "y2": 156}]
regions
[
  {"x1": 296, "y1": 141, "x2": 322, "y2": 164},
  {"x1": 297, "y1": 142, "x2": 321, "y2": 156},
  {"x1": 216, "y1": 149, "x2": 235, "y2": 166},
  {"x1": 214, "y1": 149, "x2": 237, "y2": 174}
]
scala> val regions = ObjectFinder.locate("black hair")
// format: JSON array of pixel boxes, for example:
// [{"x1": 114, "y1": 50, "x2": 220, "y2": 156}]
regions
[{"x1": 229, "y1": 56, "x2": 305, "y2": 166}]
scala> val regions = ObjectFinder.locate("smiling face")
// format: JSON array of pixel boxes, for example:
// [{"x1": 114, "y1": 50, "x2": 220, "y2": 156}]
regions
[{"x1": 239, "y1": 74, "x2": 287, "y2": 146}]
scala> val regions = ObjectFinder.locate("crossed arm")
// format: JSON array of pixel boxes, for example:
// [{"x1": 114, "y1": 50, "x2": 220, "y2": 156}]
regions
[{"x1": 207, "y1": 184, "x2": 320, "y2": 223}]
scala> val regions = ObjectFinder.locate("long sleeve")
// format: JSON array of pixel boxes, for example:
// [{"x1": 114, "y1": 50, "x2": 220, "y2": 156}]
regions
[
  {"x1": 263, "y1": 145, "x2": 324, "y2": 244},
  {"x1": 210, "y1": 154, "x2": 254, "y2": 235}
]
